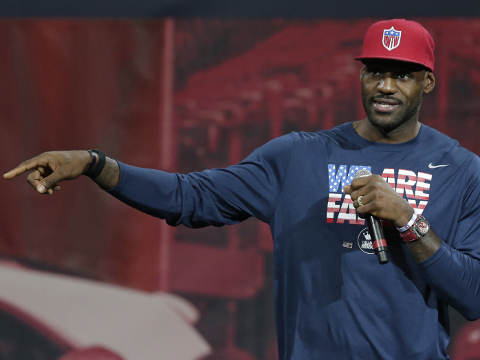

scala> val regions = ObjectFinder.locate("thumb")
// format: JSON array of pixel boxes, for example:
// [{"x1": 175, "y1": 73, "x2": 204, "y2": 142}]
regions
[
  {"x1": 37, "y1": 183, "x2": 48, "y2": 194},
  {"x1": 37, "y1": 172, "x2": 63, "y2": 194}
]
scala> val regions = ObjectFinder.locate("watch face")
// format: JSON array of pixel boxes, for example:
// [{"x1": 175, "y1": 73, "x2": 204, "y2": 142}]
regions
[{"x1": 416, "y1": 218, "x2": 429, "y2": 236}]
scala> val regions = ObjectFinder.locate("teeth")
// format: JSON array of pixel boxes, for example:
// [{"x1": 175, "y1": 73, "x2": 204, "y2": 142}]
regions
[{"x1": 378, "y1": 104, "x2": 393, "y2": 107}]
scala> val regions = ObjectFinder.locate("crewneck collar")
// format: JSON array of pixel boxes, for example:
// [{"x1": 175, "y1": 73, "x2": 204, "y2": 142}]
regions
[{"x1": 343, "y1": 121, "x2": 428, "y2": 152}]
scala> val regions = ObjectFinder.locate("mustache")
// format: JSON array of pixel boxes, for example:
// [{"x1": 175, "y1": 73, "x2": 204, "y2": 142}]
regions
[{"x1": 371, "y1": 95, "x2": 403, "y2": 104}]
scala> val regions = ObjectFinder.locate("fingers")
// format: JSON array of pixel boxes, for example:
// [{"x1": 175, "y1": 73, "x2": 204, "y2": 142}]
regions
[
  {"x1": 4, "y1": 151, "x2": 88, "y2": 195},
  {"x1": 348, "y1": 174, "x2": 413, "y2": 225},
  {"x1": 23, "y1": 166, "x2": 60, "y2": 195},
  {"x1": 37, "y1": 169, "x2": 69, "y2": 194},
  {"x1": 349, "y1": 174, "x2": 374, "y2": 191},
  {"x1": 40, "y1": 185, "x2": 61, "y2": 195},
  {"x1": 348, "y1": 183, "x2": 369, "y2": 205},
  {"x1": 3, "y1": 159, "x2": 44, "y2": 180},
  {"x1": 348, "y1": 174, "x2": 383, "y2": 200},
  {"x1": 352, "y1": 193, "x2": 374, "y2": 219},
  {"x1": 348, "y1": 175, "x2": 385, "y2": 214},
  {"x1": 27, "y1": 168, "x2": 43, "y2": 192}
]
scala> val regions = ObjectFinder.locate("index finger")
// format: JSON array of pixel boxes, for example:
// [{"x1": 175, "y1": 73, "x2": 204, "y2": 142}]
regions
[
  {"x1": 3, "y1": 160, "x2": 43, "y2": 180},
  {"x1": 349, "y1": 175, "x2": 373, "y2": 190}
]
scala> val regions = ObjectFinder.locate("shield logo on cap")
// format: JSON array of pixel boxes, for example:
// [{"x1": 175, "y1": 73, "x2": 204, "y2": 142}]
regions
[{"x1": 382, "y1": 26, "x2": 402, "y2": 51}]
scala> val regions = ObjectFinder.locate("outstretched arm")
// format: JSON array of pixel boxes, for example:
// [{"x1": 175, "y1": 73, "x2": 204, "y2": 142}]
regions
[
  {"x1": 3, "y1": 134, "x2": 295, "y2": 227},
  {"x1": 3, "y1": 150, "x2": 120, "y2": 192}
]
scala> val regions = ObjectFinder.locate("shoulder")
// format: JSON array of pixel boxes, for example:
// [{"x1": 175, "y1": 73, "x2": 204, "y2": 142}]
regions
[
  {"x1": 249, "y1": 122, "x2": 355, "y2": 161},
  {"x1": 462, "y1": 154, "x2": 480, "y2": 196},
  {"x1": 287, "y1": 122, "x2": 355, "y2": 147},
  {"x1": 422, "y1": 125, "x2": 459, "y2": 148},
  {"x1": 422, "y1": 126, "x2": 480, "y2": 202},
  {"x1": 255, "y1": 129, "x2": 327, "y2": 153},
  {"x1": 422, "y1": 125, "x2": 477, "y2": 168}
]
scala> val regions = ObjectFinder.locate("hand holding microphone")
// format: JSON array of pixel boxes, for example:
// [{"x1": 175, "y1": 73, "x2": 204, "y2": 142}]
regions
[
  {"x1": 352, "y1": 169, "x2": 389, "y2": 264},
  {"x1": 344, "y1": 169, "x2": 417, "y2": 265}
]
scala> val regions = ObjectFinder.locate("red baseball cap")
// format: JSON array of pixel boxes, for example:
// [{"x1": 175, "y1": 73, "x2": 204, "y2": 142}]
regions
[{"x1": 355, "y1": 19, "x2": 434, "y2": 72}]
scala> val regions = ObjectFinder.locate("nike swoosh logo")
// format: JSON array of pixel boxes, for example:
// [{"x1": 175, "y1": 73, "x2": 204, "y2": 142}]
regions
[{"x1": 428, "y1": 163, "x2": 449, "y2": 169}]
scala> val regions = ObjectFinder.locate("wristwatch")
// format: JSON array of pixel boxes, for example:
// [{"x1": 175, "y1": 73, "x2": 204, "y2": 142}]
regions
[{"x1": 399, "y1": 214, "x2": 430, "y2": 242}]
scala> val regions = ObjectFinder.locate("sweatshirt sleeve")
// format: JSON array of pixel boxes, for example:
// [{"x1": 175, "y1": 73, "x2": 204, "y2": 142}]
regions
[
  {"x1": 416, "y1": 156, "x2": 480, "y2": 321},
  {"x1": 106, "y1": 134, "x2": 294, "y2": 228}
]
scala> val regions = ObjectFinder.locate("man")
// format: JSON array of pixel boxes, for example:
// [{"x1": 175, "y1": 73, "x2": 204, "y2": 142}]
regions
[{"x1": 4, "y1": 19, "x2": 480, "y2": 359}]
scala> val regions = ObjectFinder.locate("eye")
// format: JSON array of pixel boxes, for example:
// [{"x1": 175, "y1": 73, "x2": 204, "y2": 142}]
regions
[
  {"x1": 398, "y1": 73, "x2": 411, "y2": 80},
  {"x1": 366, "y1": 67, "x2": 381, "y2": 75}
]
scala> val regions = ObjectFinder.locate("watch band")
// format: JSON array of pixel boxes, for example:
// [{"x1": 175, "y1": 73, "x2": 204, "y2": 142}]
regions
[{"x1": 399, "y1": 215, "x2": 430, "y2": 242}]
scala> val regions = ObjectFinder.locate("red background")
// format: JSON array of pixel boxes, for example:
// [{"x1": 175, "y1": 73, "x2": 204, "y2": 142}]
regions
[{"x1": 1, "y1": 18, "x2": 480, "y2": 359}]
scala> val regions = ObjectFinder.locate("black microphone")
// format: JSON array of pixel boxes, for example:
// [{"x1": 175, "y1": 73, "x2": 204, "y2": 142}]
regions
[{"x1": 353, "y1": 169, "x2": 389, "y2": 265}]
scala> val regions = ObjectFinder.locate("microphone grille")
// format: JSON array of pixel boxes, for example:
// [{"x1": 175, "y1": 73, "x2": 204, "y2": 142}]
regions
[{"x1": 353, "y1": 169, "x2": 372, "y2": 179}]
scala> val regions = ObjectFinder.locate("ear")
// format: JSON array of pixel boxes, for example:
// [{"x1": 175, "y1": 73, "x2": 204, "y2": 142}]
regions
[
  {"x1": 423, "y1": 72, "x2": 435, "y2": 94},
  {"x1": 360, "y1": 66, "x2": 366, "y2": 81}
]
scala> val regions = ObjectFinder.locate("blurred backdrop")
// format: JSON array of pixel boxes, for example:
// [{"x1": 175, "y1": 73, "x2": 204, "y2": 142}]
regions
[{"x1": 1, "y1": 10, "x2": 480, "y2": 360}]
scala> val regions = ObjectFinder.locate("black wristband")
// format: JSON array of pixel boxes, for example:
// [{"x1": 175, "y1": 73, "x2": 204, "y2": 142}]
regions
[
  {"x1": 84, "y1": 150, "x2": 106, "y2": 179},
  {"x1": 85, "y1": 150, "x2": 98, "y2": 175}
]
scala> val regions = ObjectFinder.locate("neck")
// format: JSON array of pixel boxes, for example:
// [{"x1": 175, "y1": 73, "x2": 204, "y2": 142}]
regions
[{"x1": 353, "y1": 118, "x2": 422, "y2": 144}]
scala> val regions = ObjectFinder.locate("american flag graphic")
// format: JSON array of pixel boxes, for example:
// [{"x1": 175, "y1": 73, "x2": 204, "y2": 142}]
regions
[
  {"x1": 383, "y1": 27, "x2": 402, "y2": 51},
  {"x1": 328, "y1": 164, "x2": 371, "y2": 193},
  {"x1": 326, "y1": 165, "x2": 431, "y2": 224}
]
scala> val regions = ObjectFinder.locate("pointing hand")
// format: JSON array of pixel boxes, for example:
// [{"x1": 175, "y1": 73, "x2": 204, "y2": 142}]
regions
[{"x1": 3, "y1": 151, "x2": 92, "y2": 194}]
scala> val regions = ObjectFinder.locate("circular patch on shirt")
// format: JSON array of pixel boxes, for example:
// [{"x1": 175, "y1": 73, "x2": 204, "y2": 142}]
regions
[{"x1": 357, "y1": 227, "x2": 375, "y2": 254}]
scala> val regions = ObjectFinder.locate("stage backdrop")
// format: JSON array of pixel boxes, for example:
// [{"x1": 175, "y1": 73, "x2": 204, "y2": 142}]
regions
[{"x1": 1, "y1": 18, "x2": 480, "y2": 360}]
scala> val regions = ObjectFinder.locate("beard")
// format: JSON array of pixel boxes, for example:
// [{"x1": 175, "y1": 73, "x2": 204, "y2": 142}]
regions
[{"x1": 361, "y1": 92, "x2": 423, "y2": 132}]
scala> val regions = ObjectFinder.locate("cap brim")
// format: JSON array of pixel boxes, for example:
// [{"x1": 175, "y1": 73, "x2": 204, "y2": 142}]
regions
[{"x1": 354, "y1": 55, "x2": 433, "y2": 72}]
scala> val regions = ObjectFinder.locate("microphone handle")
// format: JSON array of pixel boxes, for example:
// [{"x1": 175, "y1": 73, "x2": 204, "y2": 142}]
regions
[{"x1": 366, "y1": 215, "x2": 389, "y2": 265}]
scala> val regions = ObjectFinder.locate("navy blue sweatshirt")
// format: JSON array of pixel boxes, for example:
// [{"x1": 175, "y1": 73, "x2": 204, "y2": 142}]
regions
[{"x1": 108, "y1": 122, "x2": 480, "y2": 359}]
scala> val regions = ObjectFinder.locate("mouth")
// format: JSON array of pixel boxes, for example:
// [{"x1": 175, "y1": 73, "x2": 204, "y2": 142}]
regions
[{"x1": 372, "y1": 98, "x2": 401, "y2": 113}]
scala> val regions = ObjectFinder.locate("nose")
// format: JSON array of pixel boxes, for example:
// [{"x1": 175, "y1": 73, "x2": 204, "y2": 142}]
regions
[{"x1": 377, "y1": 75, "x2": 397, "y2": 94}]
